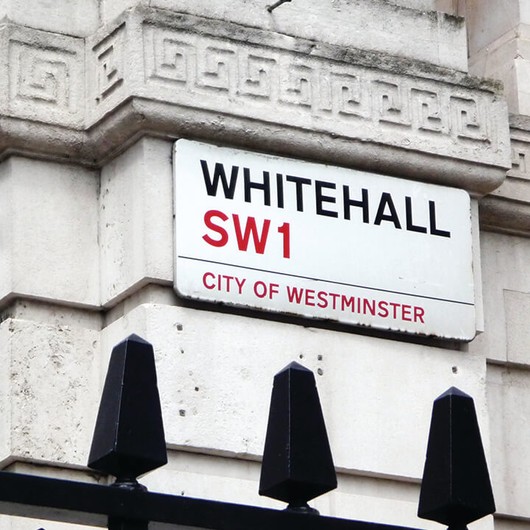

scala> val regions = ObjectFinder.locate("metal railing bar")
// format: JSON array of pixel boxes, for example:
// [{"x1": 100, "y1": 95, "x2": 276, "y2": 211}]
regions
[{"x1": 0, "y1": 470, "x2": 424, "y2": 530}]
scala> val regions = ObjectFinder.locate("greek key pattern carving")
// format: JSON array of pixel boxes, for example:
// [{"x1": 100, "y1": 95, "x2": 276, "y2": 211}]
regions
[
  {"x1": 151, "y1": 37, "x2": 190, "y2": 85},
  {"x1": 330, "y1": 71, "x2": 370, "y2": 118},
  {"x1": 9, "y1": 40, "x2": 76, "y2": 113},
  {"x1": 93, "y1": 25, "x2": 125, "y2": 104},
  {"x1": 239, "y1": 53, "x2": 277, "y2": 99},
  {"x1": 411, "y1": 89, "x2": 444, "y2": 134},
  {"x1": 450, "y1": 96, "x2": 489, "y2": 142},
  {"x1": 279, "y1": 58, "x2": 314, "y2": 107},
  {"x1": 510, "y1": 140, "x2": 530, "y2": 178},
  {"x1": 372, "y1": 81, "x2": 411, "y2": 127},
  {"x1": 144, "y1": 26, "x2": 499, "y2": 154}
]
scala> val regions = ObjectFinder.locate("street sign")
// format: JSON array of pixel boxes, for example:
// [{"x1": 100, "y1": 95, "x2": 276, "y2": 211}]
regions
[{"x1": 173, "y1": 140, "x2": 475, "y2": 340}]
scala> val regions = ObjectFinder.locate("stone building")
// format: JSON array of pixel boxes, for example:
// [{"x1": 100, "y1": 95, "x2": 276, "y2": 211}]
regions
[{"x1": 0, "y1": 0, "x2": 528, "y2": 529}]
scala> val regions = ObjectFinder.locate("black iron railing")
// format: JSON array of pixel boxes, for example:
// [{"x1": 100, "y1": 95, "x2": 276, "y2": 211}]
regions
[{"x1": 0, "y1": 334, "x2": 495, "y2": 530}]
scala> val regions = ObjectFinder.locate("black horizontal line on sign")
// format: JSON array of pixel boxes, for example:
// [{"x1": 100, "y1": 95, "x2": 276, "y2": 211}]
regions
[{"x1": 177, "y1": 255, "x2": 474, "y2": 307}]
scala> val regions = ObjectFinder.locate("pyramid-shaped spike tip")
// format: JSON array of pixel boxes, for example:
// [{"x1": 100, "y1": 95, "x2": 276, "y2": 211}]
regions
[
  {"x1": 418, "y1": 387, "x2": 495, "y2": 527},
  {"x1": 278, "y1": 361, "x2": 312, "y2": 374},
  {"x1": 436, "y1": 386, "x2": 471, "y2": 401},
  {"x1": 123, "y1": 333, "x2": 151, "y2": 345},
  {"x1": 88, "y1": 335, "x2": 167, "y2": 485},
  {"x1": 259, "y1": 361, "x2": 336, "y2": 508}
]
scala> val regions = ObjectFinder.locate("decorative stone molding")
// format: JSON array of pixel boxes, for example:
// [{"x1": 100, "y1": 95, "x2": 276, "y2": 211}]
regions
[
  {"x1": 116, "y1": 0, "x2": 468, "y2": 70},
  {"x1": 93, "y1": 24, "x2": 126, "y2": 106},
  {"x1": 0, "y1": 6, "x2": 512, "y2": 196},
  {"x1": 480, "y1": 115, "x2": 530, "y2": 235},
  {"x1": 138, "y1": 20, "x2": 503, "y2": 165},
  {"x1": 0, "y1": 24, "x2": 84, "y2": 127}
]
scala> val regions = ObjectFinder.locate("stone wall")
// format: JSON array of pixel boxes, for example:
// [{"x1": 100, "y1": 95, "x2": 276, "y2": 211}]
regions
[{"x1": 0, "y1": 2, "x2": 527, "y2": 530}]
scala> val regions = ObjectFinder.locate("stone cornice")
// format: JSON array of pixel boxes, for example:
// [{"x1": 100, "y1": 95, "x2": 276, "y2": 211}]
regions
[
  {"x1": 479, "y1": 115, "x2": 530, "y2": 235},
  {"x1": 0, "y1": 6, "x2": 511, "y2": 196}
]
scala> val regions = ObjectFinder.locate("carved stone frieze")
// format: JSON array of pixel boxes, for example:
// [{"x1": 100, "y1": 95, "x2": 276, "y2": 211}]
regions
[
  {"x1": 93, "y1": 25, "x2": 125, "y2": 105},
  {"x1": 480, "y1": 116, "x2": 530, "y2": 235},
  {"x1": 0, "y1": 6, "x2": 512, "y2": 197},
  {"x1": 140, "y1": 21, "x2": 508, "y2": 170},
  {"x1": 0, "y1": 25, "x2": 84, "y2": 127}
]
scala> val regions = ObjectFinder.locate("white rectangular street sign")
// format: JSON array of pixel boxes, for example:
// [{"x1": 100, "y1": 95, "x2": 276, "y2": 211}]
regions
[{"x1": 173, "y1": 139, "x2": 476, "y2": 340}]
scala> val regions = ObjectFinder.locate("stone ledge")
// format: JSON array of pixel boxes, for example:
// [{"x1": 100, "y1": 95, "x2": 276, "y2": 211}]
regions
[
  {"x1": 0, "y1": 23, "x2": 85, "y2": 128},
  {"x1": 480, "y1": 115, "x2": 530, "y2": 235},
  {"x1": 480, "y1": 194, "x2": 530, "y2": 236},
  {"x1": 0, "y1": 95, "x2": 510, "y2": 199},
  {"x1": 0, "y1": 6, "x2": 511, "y2": 196},
  {"x1": 103, "y1": 0, "x2": 468, "y2": 71}
]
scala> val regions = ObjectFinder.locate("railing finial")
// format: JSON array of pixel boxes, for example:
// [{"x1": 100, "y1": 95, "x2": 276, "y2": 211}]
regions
[
  {"x1": 259, "y1": 361, "x2": 337, "y2": 514},
  {"x1": 88, "y1": 334, "x2": 167, "y2": 490},
  {"x1": 418, "y1": 387, "x2": 495, "y2": 530}
]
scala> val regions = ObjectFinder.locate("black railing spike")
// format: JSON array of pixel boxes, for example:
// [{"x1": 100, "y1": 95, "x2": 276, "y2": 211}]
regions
[
  {"x1": 88, "y1": 334, "x2": 167, "y2": 490},
  {"x1": 259, "y1": 361, "x2": 337, "y2": 513},
  {"x1": 418, "y1": 387, "x2": 495, "y2": 530}
]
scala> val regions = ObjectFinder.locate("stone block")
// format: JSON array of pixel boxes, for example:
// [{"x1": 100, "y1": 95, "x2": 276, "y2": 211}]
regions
[
  {"x1": 100, "y1": 0, "x2": 141, "y2": 27},
  {"x1": 143, "y1": 0, "x2": 467, "y2": 70},
  {"x1": 469, "y1": 36, "x2": 518, "y2": 113},
  {"x1": 470, "y1": 25, "x2": 530, "y2": 118},
  {"x1": 504, "y1": 290, "x2": 530, "y2": 365},
  {"x1": 0, "y1": 24, "x2": 85, "y2": 127},
  {"x1": 0, "y1": 157, "x2": 99, "y2": 309},
  {"x1": 434, "y1": 0, "x2": 458, "y2": 13},
  {"x1": 465, "y1": 0, "x2": 519, "y2": 58},
  {"x1": 131, "y1": 7, "x2": 509, "y2": 194},
  {"x1": 495, "y1": 519, "x2": 530, "y2": 530},
  {"x1": 487, "y1": 365, "x2": 530, "y2": 519},
  {"x1": 522, "y1": 3, "x2": 530, "y2": 25},
  {"x1": 0, "y1": 0, "x2": 99, "y2": 37},
  {"x1": 479, "y1": 116, "x2": 530, "y2": 236},
  {"x1": 99, "y1": 137, "x2": 174, "y2": 307},
  {"x1": 0, "y1": 317, "x2": 100, "y2": 467},
  {"x1": 467, "y1": 0, "x2": 530, "y2": 117},
  {"x1": 469, "y1": 232, "x2": 530, "y2": 365},
  {"x1": 515, "y1": 56, "x2": 530, "y2": 116},
  {"x1": 101, "y1": 302, "x2": 490, "y2": 481},
  {"x1": 87, "y1": 16, "x2": 133, "y2": 123},
  {"x1": 393, "y1": 0, "x2": 437, "y2": 10},
  {"x1": 0, "y1": 5, "x2": 505, "y2": 196}
]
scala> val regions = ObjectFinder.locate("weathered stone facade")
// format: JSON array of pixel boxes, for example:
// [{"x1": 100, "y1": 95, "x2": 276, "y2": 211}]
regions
[{"x1": 0, "y1": 1, "x2": 528, "y2": 529}]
